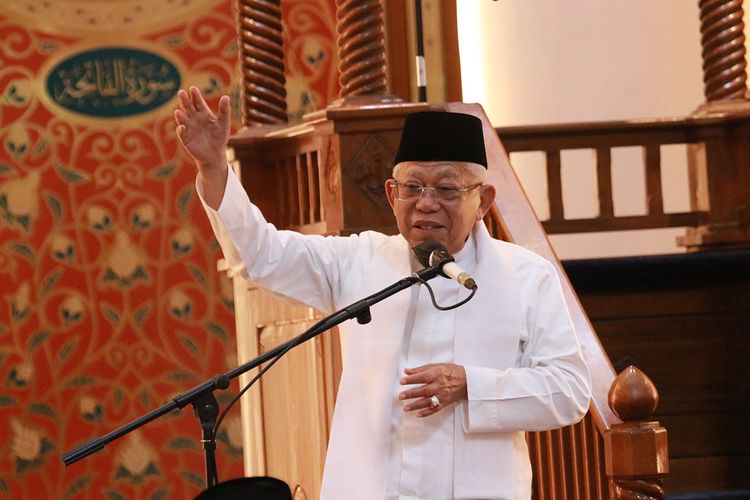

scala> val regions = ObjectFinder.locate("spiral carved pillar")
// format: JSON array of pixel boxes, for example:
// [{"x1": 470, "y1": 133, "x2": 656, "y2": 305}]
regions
[
  {"x1": 334, "y1": 0, "x2": 390, "y2": 102},
  {"x1": 236, "y1": 0, "x2": 288, "y2": 125},
  {"x1": 684, "y1": 0, "x2": 750, "y2": 250},
  {"x1": 698, "y1": 0, "x2": 750, "y2": 106}
]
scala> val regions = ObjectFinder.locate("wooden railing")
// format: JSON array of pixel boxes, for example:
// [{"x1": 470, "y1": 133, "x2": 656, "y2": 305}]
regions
[
  {"x1": 527, "y1": 413, "x2": 608, "y2": 498},
  {"x1": 496, "y1": 113, "x2": 750, "y2": 249}
]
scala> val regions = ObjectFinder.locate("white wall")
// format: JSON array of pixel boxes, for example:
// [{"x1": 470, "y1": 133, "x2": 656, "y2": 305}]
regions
[{"x1": 457, "y1": 1, "x2": 713, "y2": 259}]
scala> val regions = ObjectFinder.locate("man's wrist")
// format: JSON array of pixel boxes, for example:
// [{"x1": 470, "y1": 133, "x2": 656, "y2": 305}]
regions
[
  {"x1": 195, "y1": 154, "x2": 227, "y2": 172},
  {"x1": 198, "y1": 166, "x2": 229, "y2": 211}
]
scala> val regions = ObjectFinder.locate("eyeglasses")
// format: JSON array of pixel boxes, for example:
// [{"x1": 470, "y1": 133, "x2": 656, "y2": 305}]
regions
[{"x1": 389, "y1": 180, "x2": 483, "y2": 203}]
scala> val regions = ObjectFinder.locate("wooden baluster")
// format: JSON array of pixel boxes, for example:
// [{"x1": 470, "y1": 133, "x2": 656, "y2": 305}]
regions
[
  {"x1": 605, "y1": 366, "x2": 669, "y2": 500},
  {"x1": 546, "y1": 150, "x2": 564, "y2": 222},
  {"x1": 236, "y1": 0, "x2": 288, "y2": 125},
  {"x1": 592, "y1": 416, "x2": 606, "y2": 499},
  {"x1": 579, "y1": 418, "x2": 592, "y2": 498},
  {"x1": 644, "y1": 144, "x2": 664, "y2": 216},
  {"x1": 296, "y1": 154, "x2": 308, "y2": 225},
  {"x1": 596, "y1": 148, "x2": 614, "y2": 218}
]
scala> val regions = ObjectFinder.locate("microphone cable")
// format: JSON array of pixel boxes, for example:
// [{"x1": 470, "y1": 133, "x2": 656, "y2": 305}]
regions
[{"x1": 413, "y1": 274, "x2": 478, "y2": 311}]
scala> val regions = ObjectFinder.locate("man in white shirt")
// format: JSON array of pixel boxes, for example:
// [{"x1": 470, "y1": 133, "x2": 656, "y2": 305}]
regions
[{"x1": 174, "y1": 87, "x2": 591, "y2": 500}]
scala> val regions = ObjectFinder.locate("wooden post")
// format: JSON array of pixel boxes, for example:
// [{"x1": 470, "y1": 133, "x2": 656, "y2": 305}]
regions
[
  {"x1": 679, "y1": 119, "x2": 750, "y2": 250},
  {"x1": 331, "y1": 0, "x2": 402, "y2": 106},
  {"x1": 695, "y1": 0, "x2": 750, "y2": 113},
  {"x1": 683, "y1": 0, "x2": 750, "y2": 250},
  {"x1": 605, "y1": 366, "x2": 669, "y2": 499},
  {"x1": 236, "y1": 0, "x2": 288, "y2": 125}
]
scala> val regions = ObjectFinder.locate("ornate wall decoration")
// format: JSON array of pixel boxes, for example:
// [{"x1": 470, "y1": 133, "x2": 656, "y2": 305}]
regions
[
  {"x1": 0, "y1": 0, "x2": 227, "y2": 36},
  {"x1": 0, "y1": 0, "x2": 338, "y2": 497},
  {"x1": 281, "y1": 0, "x2": 340, "y2": 119},
  {"x1": 0, "y1": 2, "x2": 246, "y2": 496}
]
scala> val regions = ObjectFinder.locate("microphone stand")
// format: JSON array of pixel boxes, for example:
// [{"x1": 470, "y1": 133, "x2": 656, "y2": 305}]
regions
[{"x1": 62, "y1": 265, "x2": 440, "y2": 488}]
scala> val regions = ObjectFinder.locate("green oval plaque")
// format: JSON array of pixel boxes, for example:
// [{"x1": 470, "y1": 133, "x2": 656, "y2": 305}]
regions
[{"x1": 46, "y1": 47, "x2": 180, "y2": 118}]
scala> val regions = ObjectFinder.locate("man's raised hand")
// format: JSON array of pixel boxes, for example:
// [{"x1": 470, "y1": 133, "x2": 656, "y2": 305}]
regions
[{"x1": 174, "y1": 86, "x2": 231, "y2": 209}]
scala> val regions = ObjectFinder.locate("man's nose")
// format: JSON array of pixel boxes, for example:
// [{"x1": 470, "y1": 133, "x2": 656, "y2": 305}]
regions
[{"x1": 415, "y1": 188, "x2": 441, "y2": 209}]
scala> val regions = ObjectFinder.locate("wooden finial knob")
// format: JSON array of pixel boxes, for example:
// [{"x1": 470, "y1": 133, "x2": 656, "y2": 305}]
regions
[{"x1": 608, "y1": 365, "x2": 659, "y2": 422}]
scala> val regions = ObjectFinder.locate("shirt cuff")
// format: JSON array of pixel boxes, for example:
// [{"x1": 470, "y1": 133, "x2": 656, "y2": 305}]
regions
[{"x1": 462, "y1": 365, "x2": 504, "y2": 432}]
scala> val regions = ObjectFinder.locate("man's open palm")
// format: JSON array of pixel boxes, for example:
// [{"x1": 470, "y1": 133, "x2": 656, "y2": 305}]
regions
[{"x1": 174, "y1": 86, "x2": 231, "y2": 170}]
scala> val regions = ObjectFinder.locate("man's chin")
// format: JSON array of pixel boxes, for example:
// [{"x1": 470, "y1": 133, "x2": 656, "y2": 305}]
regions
[
  {"x1": 408, "y1": 234, "x2": 447, "y2": 251},
  {"x1": 410, "y1": 227, "x2": 447, "y2": 243}
]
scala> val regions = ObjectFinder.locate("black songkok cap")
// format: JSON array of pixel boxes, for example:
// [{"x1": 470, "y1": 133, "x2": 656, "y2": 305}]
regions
[{"x1": 393, "y1": 111, "x2": 487, "y2": 168}]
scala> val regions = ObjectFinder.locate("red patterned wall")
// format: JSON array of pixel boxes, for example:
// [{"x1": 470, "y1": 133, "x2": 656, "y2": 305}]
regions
[{"x1": 0, "y1": 1, "x2": 339, "y2": 498}]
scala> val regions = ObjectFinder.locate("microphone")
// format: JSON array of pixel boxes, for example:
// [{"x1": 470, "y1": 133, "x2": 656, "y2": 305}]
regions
[{"x1": 412, "y1": 240, "x2": 478, "y2": 290}]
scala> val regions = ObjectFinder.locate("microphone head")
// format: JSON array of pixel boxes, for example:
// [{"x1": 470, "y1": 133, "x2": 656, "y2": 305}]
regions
[
  {"x1": 412, "y1": 240, "x2": 454, "y2": 268},
  {"x1": 412, "y1": 240, "x2": 447, "y2": 268}
]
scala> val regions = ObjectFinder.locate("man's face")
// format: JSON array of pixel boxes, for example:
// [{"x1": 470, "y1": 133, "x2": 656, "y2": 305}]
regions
[{"x1": 385, "y1": 162, "x2": 496, "y2": 255}]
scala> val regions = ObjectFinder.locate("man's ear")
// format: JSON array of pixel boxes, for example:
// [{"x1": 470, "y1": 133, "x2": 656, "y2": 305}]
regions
[
  {"x1": 477, "y1": 184, "x2": 496, "y2": 221},
  {"x1": 385, "y1": 179, "x2": 396, "y2": 210}
]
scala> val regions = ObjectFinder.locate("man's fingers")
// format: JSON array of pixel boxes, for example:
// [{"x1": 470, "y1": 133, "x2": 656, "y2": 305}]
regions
[
  {"x1": 174, "y1": 109, "x2": 188, "y2": 125},
  {"x1": 175, "y1": 124, "x2": 191, "y2": 147},
  {"x1": 403, "y1": 393, "x2": 450, "y2": 417},
  {"x1": 400, "y1": 368, "x2": 436, "y2": 385},
  {"x1": 177, "y1": 89, "x2": 193, "y2": 113},
  {"x1": 404, "y1": 364, "x2": 434, "y2": 374},
  {"x1": 416, "y1": 407, "x2": 438, "y2": 418},
  {"x1": 218, "y1": 94, "x2": 231, "y2": 114},
  {"x1": 399, "y1": 382, "x2": 439, "y2": 402},
  {"x1": 403, "y1": 396, "x2": 433, "y2": 412},
  {"x1": 190, "y1": 86, "x2": 212, "y2": 113},
  {"x1": 216, "y1": 95, "x2": 231, "y2": 130}
]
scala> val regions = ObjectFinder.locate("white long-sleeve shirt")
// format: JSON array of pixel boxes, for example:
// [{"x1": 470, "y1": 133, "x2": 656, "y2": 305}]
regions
[{"x1": 200, "y1": 169, "x2": 591, "y2": 500}]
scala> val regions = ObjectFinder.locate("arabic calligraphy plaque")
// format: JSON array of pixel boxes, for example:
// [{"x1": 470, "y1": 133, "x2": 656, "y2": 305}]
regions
[{"x1": 45, "y1": 47, "x2": 180, "y2": 118}]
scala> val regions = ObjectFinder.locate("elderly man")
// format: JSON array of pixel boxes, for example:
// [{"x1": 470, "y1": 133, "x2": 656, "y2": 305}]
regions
[{"x1": 175, "y1": 87, "x2": 591, "y2": 500}]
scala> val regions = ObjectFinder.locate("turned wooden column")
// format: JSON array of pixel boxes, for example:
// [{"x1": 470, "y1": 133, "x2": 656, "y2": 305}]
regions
[
  {"x1": 332, "y1": 0, "x2": 401, "y2": 105},
  {"x1": 697, "y1": 0, "x2": 750, "y2": 109},
  {"x1": 605, "y1": 366, "x2": 669, "y2": 499},
  {"x1": 236, "y1": 0, "x2": 288, "y2": 125}
]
